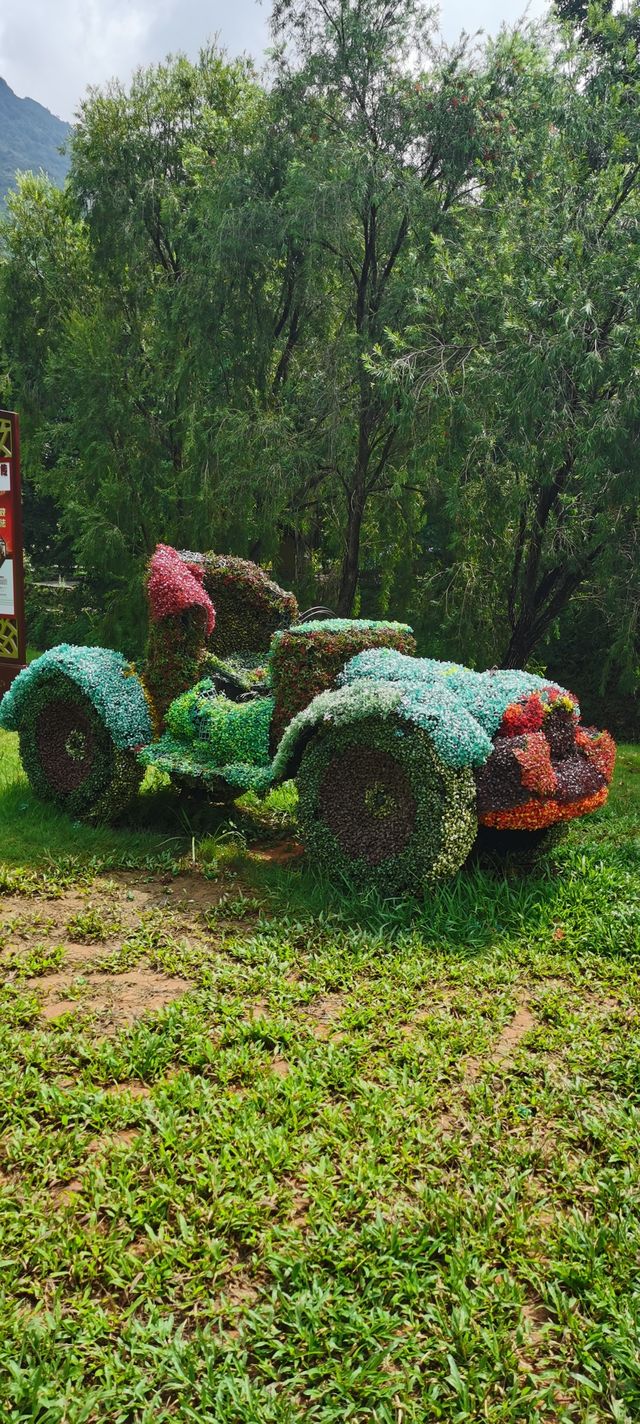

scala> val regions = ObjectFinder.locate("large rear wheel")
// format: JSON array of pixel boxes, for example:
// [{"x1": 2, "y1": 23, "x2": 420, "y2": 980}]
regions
[
  {"x1": 296, "y1": 715, "x2": 477, "y2": 895},
  {"x1": 18, "y1": 671, "x2": 143, "y2": 821}
]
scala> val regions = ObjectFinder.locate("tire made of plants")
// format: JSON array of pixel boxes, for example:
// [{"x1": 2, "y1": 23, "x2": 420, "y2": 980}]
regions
[
  {"x1": 474, "y1": 821, "x2": 568, "y2": 863},
  {"x1": 296, "y1": 714, "x2": 477, "y2": 894},
  {"x1": 18, "y1": 671, "x2": 143, "y2": 821}
]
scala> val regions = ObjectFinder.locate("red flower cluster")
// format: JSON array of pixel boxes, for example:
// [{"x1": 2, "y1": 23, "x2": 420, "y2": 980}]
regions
[
  {"x1": 147, "y1": 545, "x2": 215, "y2": 637},
  {"x1": 499, "y1": 693, "x2": 545, "y2": 737},
  {"x1": 576, "y1": 727, "x2": 616, "y2": 783},
  {"x1": 500, "y1": 688, "x2": 579, "y2": 739},
  {"x1": 479, "y1": 784, "x2": 609, "y2": 831},
  {"x1": 513, "y1": 732, "x2": 557, "y2": 795}
]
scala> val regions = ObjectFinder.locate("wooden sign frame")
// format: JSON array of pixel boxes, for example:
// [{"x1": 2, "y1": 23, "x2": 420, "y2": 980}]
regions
[{"x1": 0, "y1": 409, "x2": 27, "y2": 693}]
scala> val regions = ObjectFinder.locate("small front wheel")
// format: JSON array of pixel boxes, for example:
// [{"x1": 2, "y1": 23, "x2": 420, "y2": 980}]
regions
[
  {"x1": 474, "y1": 822, "x2": 568, "y2": 862},
  {"x1": 18, "y1": 671, "x2": 143, "y2": 821},
  {"x1": 296, "y1": 715, "x2": 477, "y2": 895}
]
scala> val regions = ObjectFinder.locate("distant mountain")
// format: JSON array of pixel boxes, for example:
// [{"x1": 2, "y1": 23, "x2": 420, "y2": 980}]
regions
[{"x1": 0, "y1": 76, "x2": 71, "y2": 208}]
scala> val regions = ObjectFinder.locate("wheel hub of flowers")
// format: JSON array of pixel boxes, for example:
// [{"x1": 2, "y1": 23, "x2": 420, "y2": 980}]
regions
[
  {"x1": 318, "y1": 746, "x2": 417, "y2": 866},
  {"x1": 36, "y1": 701, "x2": 96, "y2": 793}
]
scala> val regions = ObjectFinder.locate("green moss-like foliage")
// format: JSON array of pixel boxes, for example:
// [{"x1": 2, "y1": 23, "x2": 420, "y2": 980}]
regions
[
  {"x1": 297, "y1": 715, "x2": 477, "y2": 893},
  {"x1": 139, "y1": 736, "x2": 273, "y2": 796},
  {"x1": 270, "y1": 619, "x2": 416, "y2": 746},
  {"x1": 139, "y1": 679, "x2": 275, "y2": 797},
  {"x1": 198, "y1": 553, "x2": 298, "y2": 658},
  {"x1": 144, "y1": 608, "x2": 210, "y2": 727},
  {"x1": 167, "y1": 680, "x2": 274, "y2": 764}
]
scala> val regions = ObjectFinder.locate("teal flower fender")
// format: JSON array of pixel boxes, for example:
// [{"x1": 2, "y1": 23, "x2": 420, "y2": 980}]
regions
[
  {"x1": 0, "y1": 644, "x2": 153, "y2": 749},
  {"x1": 271, "y1": 673, "x2": 492, "y2": 784},
  {"x1": 0, "y1": 645, "x2": 153, "y2": 820}
]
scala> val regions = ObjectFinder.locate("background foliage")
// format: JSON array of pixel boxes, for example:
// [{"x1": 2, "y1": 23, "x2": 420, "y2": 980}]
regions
[{"x1": 0, "y1": 0, "x2": 638, "y2": 735}]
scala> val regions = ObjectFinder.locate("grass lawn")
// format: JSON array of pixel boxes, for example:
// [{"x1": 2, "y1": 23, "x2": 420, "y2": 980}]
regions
[{"x1": 0, "y1": 728, "x2": 639, "y2": 1422}]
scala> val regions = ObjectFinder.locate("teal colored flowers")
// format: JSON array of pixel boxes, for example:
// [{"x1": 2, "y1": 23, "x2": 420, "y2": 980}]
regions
[
  {"x1": 0, "y1": 645, "x2": 153, "y2": 749},
  {"x1": 340, "y1": 648, "x2": 575, "y2": 738},
  {"x1": 273, "y1": 661, "x2": 494, "y2": 780}
]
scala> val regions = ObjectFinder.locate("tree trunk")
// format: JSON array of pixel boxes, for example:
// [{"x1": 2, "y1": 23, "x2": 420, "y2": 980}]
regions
[
  {"x1": 502, "y1": 619, "x2": 537, "y2": 669},
  {"x1": 337, "y1": 484, "x2": 366, "y2": 614},
  {"x1": 501, "y1": 544, "x2": 603, "y2": 669},
  {"x1": 336, "y1": 331, "x2": 377, "y2": 615}
]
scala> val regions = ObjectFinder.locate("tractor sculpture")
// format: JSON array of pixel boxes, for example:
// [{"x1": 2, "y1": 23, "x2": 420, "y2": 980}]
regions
[{"x1": 0, "y1": 544, "x2": 616, "y2": 893}]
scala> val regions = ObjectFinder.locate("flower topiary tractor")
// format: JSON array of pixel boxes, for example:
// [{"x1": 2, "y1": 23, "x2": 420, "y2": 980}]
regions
[{"x1": 0, "y1": 544, "x2": 616, "y2": 893}]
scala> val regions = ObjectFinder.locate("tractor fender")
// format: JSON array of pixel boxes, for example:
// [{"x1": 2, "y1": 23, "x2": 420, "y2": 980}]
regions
[
  {"x1": 271, "y1": 677, "x2": 492, "y2": 784},
  {"x1": 0, "y1": 644, "x2": 153, "y2": 750}
]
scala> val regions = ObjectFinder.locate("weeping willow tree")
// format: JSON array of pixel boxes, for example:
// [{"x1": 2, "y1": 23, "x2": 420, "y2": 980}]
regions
[{"x1": 381, "y1": 4, "x2": 640, "y2": 678}]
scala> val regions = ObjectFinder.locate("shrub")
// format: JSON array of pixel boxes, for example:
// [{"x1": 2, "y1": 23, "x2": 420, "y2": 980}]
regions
[{"x1": 24, "y1": 564, "x2": 94, "y2": 651}]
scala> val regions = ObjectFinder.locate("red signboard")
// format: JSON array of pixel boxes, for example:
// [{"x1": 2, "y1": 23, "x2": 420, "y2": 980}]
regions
[{"x1": 0, "y1": 410, "x2": 26, "y2": 693}]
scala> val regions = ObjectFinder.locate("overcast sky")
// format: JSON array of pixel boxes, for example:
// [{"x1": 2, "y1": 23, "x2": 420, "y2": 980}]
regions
[{"x1": 0, "y1": 0, "x2": 545, "y2": 123}]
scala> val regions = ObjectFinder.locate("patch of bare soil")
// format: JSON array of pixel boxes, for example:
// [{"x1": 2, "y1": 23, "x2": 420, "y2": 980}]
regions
[
  {"x1": 129, "y1": 1235, "x2": 153, "y2": 1258},
  {"x1": 221, "y1": 1271, "x2": 260, "y2": 1308},
  {"x1": 51, "y1": 1178, "x2": 83, "y2": 1207},
  {"x1": 302, "y1": 991, "x2": 345, "y2": 1041},
  {"x1": 87, "y1": 870, "x2": 228, "y2": 925},
  {"x1": 492, "y1": 1004, "x2": 536, "y2": 1062},
  {"x1": 0, "y1": 890, "x2": 88, "y2": 922},
  {"x1": 29, "y1": 965, "x2": 192, "y2": 1031},
  {"x1": 247, "y1": 1000, "x2": 269, "y2": 1021},
  {"x1": 288, "y1": 1191, "x2": 311, "y2": 1228},
  {"x1": 101, "y1": 1080, "x2": 152, "y2": 1098},
  {"x1": 249, "y1": 840, "x2": 305, "y2": 865},
  {"x1": 1, "y1": 870, "x2": 227, "y2": 938},
  {"x1": 64, "y1": 942, "x2": 109, "y2": 970},
  {"x1": 513, "y1": 1295, "x2": 554, "y2": 1390},
  {"x1": 88, "y1": 1129, "x2": 140, "y2": 1153},
  {"x1": 1, "y1": 875, "x2": 215, "y2": 1032}
]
